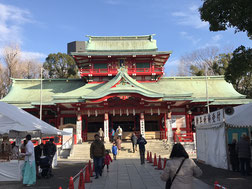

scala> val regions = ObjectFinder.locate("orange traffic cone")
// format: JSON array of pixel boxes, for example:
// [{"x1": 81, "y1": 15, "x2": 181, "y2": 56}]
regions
[
  {"x1": 147, "y1": 151, "x2": 149, "y2": 161},
  {"x1": 69, "y1": 176, "x2": 74, "y2": 189},
  {"x1": 153, "y1": 153, "x2": 157, "y2": 166},
  {"x1": 88, "y1": 160, "x2": 93, "y2": 177},
  {"x1": 214, "y1": 181, "x2": 220, "y2": 189},
  {"x1": 85, "y1": 165, "x2": 92, "y2": 183},
  {"x1": 155, "y1": 155, "x2": 162, "y2": 170},
  {"x1": 163, "y1": 158, "x2": 167, "y2": 170},
  {"x1": 78, "y1": 171, "x2": 85, "y2": 189},
  {"x1": 149, "y1": 152, "x2": 153, "y2": 163}
]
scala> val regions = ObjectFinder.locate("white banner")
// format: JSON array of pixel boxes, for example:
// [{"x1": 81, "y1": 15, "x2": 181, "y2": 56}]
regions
[
  {"x1": 140, "y1": 119, "x2": 145, "y2": 138},
  {"x1": 195, "y1": 109, "x2": 223, "y2": 127},
  {"x1": 104, "y1": 119, "x2": 109, "y2": 140},
  {"x1": 76, "y1": 120, "x2": 82, "y2": 143}
]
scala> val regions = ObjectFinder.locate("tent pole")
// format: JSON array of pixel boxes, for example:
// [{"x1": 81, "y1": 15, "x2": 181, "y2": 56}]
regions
[
  {"x1": 40, "y1": 67, "x2": 43, "y2": 120},
  {"x1": 225, "y1": 123, "x2": 230, "y2": 170}
]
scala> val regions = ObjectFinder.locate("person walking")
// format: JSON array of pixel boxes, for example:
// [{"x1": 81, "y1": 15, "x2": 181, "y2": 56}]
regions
[
  {"x1": 111, "y1": 128, "x2": 115, "y2": 142},
  {"x1": 90, "y1": 134, "x2": 105, "y2": 179},
  {"x1": 131, "y1": 133, "x2": 138, "y2": 153},
  {"x1": 116, "y1": 126, "x2": 123, "y2": 140},
  {"x1": 21, "y1": 134, "x2": 36, "y2": 187},
  {"x1": 161, "y1": 143, "x2": 202, "y2": 189},
  {"x1": 44, "y1": 138, "x2": 56, "y2": 177},
  {"x1": 103, "y1": 150, "x2": 113, "y2": 172},
  {"x1": 137, "y1": 134, "x2": 147, "y2": 164},
  {"x1": 116, "y1": 137, "x2": 122, "y2": 155},
  {"x1": 237, "y1": 134, "x2": 251, "y2": 176},
  {"x1": 112, "y1": 142, "x2": 118, "y2": 160}
]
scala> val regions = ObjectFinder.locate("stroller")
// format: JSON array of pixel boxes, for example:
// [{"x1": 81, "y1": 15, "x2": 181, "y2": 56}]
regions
[{"x1": 39, "y1": 156, "x2": 51, "y2": 178}]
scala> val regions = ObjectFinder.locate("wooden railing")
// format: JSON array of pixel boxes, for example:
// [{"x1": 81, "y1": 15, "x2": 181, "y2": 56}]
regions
[
  {"x1": 79, "y1": 67, "x2": 163, "y2": 76},
  {"x1": 173, "y1": 132, "x2": 194, "y2": 142}
]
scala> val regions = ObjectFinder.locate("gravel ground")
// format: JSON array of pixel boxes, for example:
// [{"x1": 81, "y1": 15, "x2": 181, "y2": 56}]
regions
[
  {"x1": 196, "y1": 161, "x2": 252, "y2": 189},
  {"x1": 0, "y1": 161, "x2": 86, "y2": 189}
]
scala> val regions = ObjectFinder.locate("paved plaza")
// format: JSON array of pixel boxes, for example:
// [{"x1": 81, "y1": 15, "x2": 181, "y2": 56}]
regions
[{"x1": 83, "y1": 158, "x2": 212, "y2": 189}]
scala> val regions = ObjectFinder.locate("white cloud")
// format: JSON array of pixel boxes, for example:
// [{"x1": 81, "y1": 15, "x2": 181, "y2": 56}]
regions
[
  {"x1": 180, "y1": 31, "x2": 201, "y2": 45},
  {"x1": 21, "y1": 51, "x2": 47, "y2": 61},
  {"x1": 172, "y1": 5, "x2": 208, "y2": 29},
  {"x1": 212, "y1": 34, "x2": 222, "y2": 42},
  {"x1": 0, "y1": 3, "x2": 32, "y2": 45}
]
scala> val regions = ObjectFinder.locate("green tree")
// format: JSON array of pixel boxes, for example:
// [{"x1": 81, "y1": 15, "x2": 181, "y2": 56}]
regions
[
  {"x1": 212, "y1": 53, "x2": 232, "y2": 75},
  {"x1": 225, "y1": 46, "x2": 252, "y2": 97},
  {"x1": 43, "y1": 53, "x2": 79, "y2": 78},
  {"x1": 199, "y1": 0, "x2": 252, "y2": 38}
]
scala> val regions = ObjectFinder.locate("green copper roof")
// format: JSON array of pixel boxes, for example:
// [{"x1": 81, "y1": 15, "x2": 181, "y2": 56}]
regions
[
  {"x1": 142, "y1": 76, "x2": 246, "y2": 99},
  {"x1": 1, "y1": 75, "x2": 250, "y2": 108},
  {"x1": 1, "y1": 78, "x2": 86, "y2": 107},
  {"x1": 85, "y1": 35, "x2": 158, "y2": 52},
  {"x1": 71, "y1": 51, "x2": 172, "y2": 56}
]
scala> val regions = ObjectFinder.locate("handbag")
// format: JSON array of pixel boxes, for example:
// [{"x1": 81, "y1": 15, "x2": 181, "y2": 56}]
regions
[{"x1": 165, "y1": 158, "x2": 186, "y2": 189}]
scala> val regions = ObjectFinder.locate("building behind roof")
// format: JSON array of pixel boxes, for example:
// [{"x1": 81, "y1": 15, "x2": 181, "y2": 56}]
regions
[{"x1": 1, "y1": 35, "x2": 251, "y2": 142}]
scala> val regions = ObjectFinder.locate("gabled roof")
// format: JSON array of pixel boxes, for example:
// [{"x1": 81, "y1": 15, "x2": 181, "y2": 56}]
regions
[{"x1": 83, "y1": 68, "x2": 164, "y2": 99}]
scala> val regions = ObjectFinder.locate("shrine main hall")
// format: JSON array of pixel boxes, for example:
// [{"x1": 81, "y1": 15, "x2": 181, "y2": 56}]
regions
[{"x1": 1, "y1": 35, "x2": 250, "y2": 142}]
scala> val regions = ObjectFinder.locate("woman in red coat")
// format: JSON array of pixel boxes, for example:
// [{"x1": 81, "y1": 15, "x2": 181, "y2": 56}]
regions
[{"x1": 103, "y1": 150, "x2": 113, "y2": 172}]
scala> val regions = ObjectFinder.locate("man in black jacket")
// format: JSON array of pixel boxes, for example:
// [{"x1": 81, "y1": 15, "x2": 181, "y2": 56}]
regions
[
  {"x1": 44, "y1": 138, "x2": 56, "y2": 176},
  {"x1": 137, "y1": 134, "x2": 147, "y2": 164}
]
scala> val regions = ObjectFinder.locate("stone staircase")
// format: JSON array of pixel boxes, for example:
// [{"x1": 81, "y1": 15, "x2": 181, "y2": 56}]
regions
[
  {"x1": 60, "y1": 140, "x2": 196, "y2": 161},
  {"x1": 67, "y1": 142, "x2": 91, "y2": 161},
  {"x1": 65, "y1": 140, "x2": 172, "y2": 161}
]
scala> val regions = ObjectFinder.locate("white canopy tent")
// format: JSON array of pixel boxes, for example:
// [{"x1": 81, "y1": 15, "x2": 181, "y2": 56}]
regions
[
  {"x1": 195, "y1": 103, "x2": 252, "y2": 170},
  {"x1": 0, "y1": 102, "x2": 67, "y2": 137}
]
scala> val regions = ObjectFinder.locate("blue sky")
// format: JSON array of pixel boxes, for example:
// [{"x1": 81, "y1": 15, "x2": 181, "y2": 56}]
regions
[{"x1": 0, "y1": 0, "x2": 251, "y2": 76}]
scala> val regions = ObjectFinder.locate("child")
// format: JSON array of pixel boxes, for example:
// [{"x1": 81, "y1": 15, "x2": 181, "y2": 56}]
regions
[
  {"x1": 112, "y1": 142, "x2": 117, "y2": 160},
  {"x1": 103, "y1": 150, "x2": 113, "y2": 172}
]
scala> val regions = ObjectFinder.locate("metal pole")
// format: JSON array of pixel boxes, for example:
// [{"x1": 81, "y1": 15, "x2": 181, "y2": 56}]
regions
[
  {"x1": 205, "y1": 65, "x2": 210, "y2": 114},
  {"x1": 40, "y1": 67, "x2": 43, "y2": 120}
]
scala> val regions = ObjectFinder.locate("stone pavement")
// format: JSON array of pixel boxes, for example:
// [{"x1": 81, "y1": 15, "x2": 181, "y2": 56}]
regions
[{"x1": 84, "y1": 158, "x2": 212, "y2": 189}]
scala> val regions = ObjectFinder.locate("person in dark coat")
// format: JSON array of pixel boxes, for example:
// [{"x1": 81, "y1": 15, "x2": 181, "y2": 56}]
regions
[
  {"x1": 44, "y1": 138, "x2": 56, "y2": 176},
  {"x1": 237, "y1": 135, "x2": 251, "y2": 176},
  {"x1": 131, "y1": 133, "x2": 138, "y2": 153},
  {"x1": 137, "y1": 134, "x2": 147, "y2": 164},
  {"x1": 34, "y1": 143, "x2": 44, "y2": 177},
  {"x1": 90, "y1": 134, "x2": 105, "y2": 179},
  {"x1": 228, "y1": 139, "x2": 239, "y2": 172}
]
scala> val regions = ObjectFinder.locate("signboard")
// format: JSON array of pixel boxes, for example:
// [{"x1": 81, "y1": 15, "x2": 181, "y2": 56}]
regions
[
  {"x1": 171, "y1": 115, "x2": 186, "y2": 129},
  {"x1": 195, "y1": 109, "x2": 223, "y2": 126},
  {"x1": 62, "y1": 128, "x2": 73, "y2": 149}
]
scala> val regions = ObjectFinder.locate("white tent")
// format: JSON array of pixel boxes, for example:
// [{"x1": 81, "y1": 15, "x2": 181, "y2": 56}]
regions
[
  {"x1": 0, "y1": 102, "x2": 66, "y2": 137},
  {"x1": 195, "y1": 103, "x2": 252, "y2": 170}
]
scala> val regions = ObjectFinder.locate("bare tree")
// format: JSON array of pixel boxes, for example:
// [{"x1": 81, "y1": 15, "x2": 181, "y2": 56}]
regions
[
  {"x1": 0, "y1": 44, "x2": 42, "y2": 98},
  {"x1": 0, "y1": 63, "x2": 7, "y2": 99},
  {"x1": 178, "y1": 46, "x2": 220, "y2": 76}
]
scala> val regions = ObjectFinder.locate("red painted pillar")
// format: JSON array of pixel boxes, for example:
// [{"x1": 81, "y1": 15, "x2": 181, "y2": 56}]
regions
[{"x1": 164, "y1": 113, "x2": 167, "y2": 139}]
